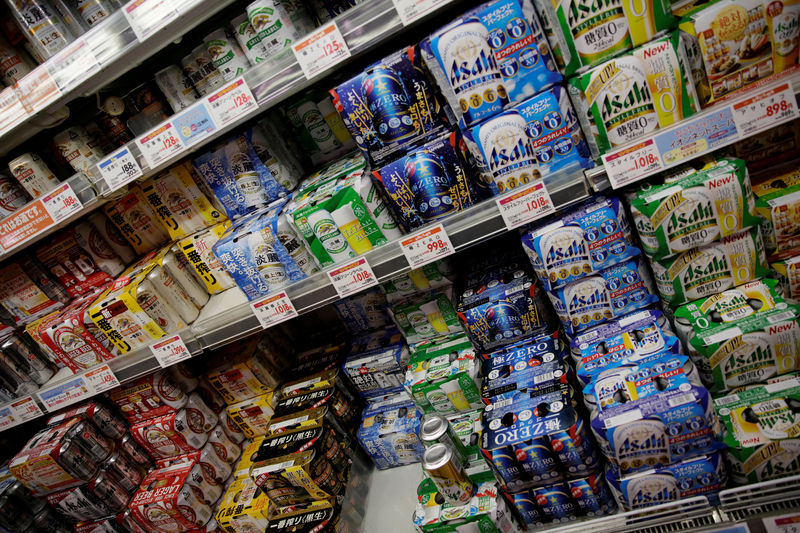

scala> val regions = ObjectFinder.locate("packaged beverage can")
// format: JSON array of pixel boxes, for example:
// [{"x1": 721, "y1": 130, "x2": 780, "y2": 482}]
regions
[
  {"x1": 100, "y1": 449, "x2": 144, "y2": 494},
  {"x1": 208, "y1": 424, "x2": 241, "y2": 465},
  {"x1": 146, "y1": 265, "x2": 200, "y2": 324},
  {"x1": 531, "y1": 483, "x2": 580, "y2": 522},
  {"x1": 106, "y1": 187, "x2": 170, "y2": 255},
  {"x1": 330, "y1": 202, "x2": 373, "y2": 255},
  {"x1": 135, "y1": 277, "x2": 188, "y2": 334},
  {"x1": 568, "y1": 473, "x2": 616, "y2": 516},
  {"x1": 0, "y1": 34, "x2": 33, "y2": 86},
  {"x1": 421, "y1": 442, "x2": 475, "y2": 505},
  {"x1": 199, "y1": 440, "x2": 233, "y2": 485},
  {"x1": 403, "y1": 150, "x2": 459, "y2": 222},
  {"x1": 1, "y1": 331, "x2": 54, "y2": 385},
  {"x1": 66, "y1": 418, "x2": 114, "y2": 463},
  {"x1": 88, "y1": 469, "x2": 130, "y2": 513},
  {"x1": 47, "y1": 484, "x2": 110, "y2": 521},
  {"x1": 249, "y1": 124, "x2": 301, "y2": 191},
  {"x1": 278, "y1": 0, "x2": 315, "y2": 34},
  {"x1": 362, "y1": 63, "x2": 419, "y2": 144},
  {"x1": 185, "y1": 392, "x2": 220, "y2": 430},
  {"x1": 177, "y1": 483, "x2": 213, "y2": 527},
  {"x1": 168, "y1": 362, "x2": 198, "y2": 393},
  {"x1": 163, "y1": 245, "x2": 210, "y2": 308},
  {"x1": 87, "y1": 212, "x2": 137, "y2": 265},
  {"x1": 11, "y1": 0, "x2": 74, "y2": 58},
  {"x1": 51, "y1": 0, "x2": 86, "y2": 35},
  {"x1": 53, "y1": 126, "x2": 105, "y2": 175},
  {"x1": 87, "y1": 402, "x2": 127, "y2": 440},
  {"x1": 32, "y1": 507, "x2": 71, "y2": 533},
  {"x1": 317, "y1": 95, "x2": 353, "y2": 146},
  {"x1": 0, "y1": 344, "x2": 42, "y2": 394},
  {"x1": 18, "y1": 254, "x2": 72, "y2": 304},
  {"x1": 155, "y1": 64, "x2": 198, "y2": 113},
  {"x1": 110, "y1": 370, "x2": 189, "y2": 423},
  {"x1": 205, "y1": 28, "x2": 250, "y2": 82},
  {"x1": 181, "y1": 52, "x2": 208, "y2": 97},
  {"x1": 224, "y1": 139, "x2": 270, "y2": 208},
  {"x1": 273, "y1": 214, "x2": 319, "y2": 276},
  {"x1": 219, "y1": 409, "x2": 245, "y2": 444},
  {"x1": 353, "y1": 170, "x2": 403, "y2": 241},
  {"x1": 96, "y1": 110, "x2": 134, "y2": 147},
  {"x1": 73, "y1": 221, "x2": 126, "y2": 276},
  {"x1": 120, "y1": 432, "x2": 153, "y2": 468},
  {"x1": 186, "y1": 460, "x2": 223, "y2": 504},
  {"x1": 419, "y1": 414, "x2": 462, "y2": 457},
  {"x1": 247, "y1": 0, "x2": 309, "y2": 60},
  {"x1": 513, "y1": 438, "x2": 560, "y2": 482},
  {"x1": 294, "y1": 98, "x2": 343, "y2": 154},
  {"x1": 307, "y1": 208, "x2": 356, "y2": 264},
  {"x1": 549, "y1": 418, "x2": 600, "y2": 476},
  {"x1": 513, "y1": 491, "x2": 545, "y2": 526},
  {"x1": 70, "y1": 0, "x2": 114, "y2": 27},
  {"x1": 192, "y1": 44, "x2": 224, "y2": 95},
  {"x1": 56, "y1": 433, "x2": 102, "y2": 480},
  {"x1": 231, "y1": 12, "x2": 268, "y2": 64},
  {"x1": 0, "y1": 171, "x2": 29, "y2": 217},
  {"x1": 8, "y1": 152, "x2": 60, "y2": 198},
  {"x1": 0, "y1": 494, "x2": 34, "y2": 531}
]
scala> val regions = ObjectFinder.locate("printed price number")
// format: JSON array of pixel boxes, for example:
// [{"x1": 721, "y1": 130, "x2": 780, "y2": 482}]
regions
[
  {"x1": 602, "y1": 138, "x2": 664, "y2": 189},
  {"x1": 327, "y1": 257, "x2": 378, "y2": 298},
  {"x1": 207, "y1": 78, "x2": 257, "y2": 127},
  {"x1": 392, "y1": 0, "x2": 449, "y2": 25},
  {"x1": 0, "y1": 396, "x2": 43, "y2": 431},
  {"x1": 732, "y1": 81, "x2": 799, "y2": 137},
  {"x1": 83, "y1": 364, "x2": 119, "y2": 394},
  {"x1": 41, "y1": 183, "x2": 83, "y2": 223},
  {"x1": 137, "y1": 122, "x2": 185, "y2": 169},
  {"x1": 123, "y1": 0, "x2": 180, "y2": 42},
  {"x1": 99, "y1": 147, "x2": 143, "y2": 192},
  {"x1": 400, "y1": 223, "x2": 455, "y2": 269},
  {"x1": 251, "y1": 291, "x2": 298, "y2": 329},
  {"x1": 150, "y1": 334, "x2": 192, "y2": 368},
  {"x1": 496, "y1": 181, "x2": 556, "y2": 230},
  {"x1": 765, "y1": 513, "x2": 800, "y2": 533},
  {"x1": 293, "y1": 21, "x2": 351, "y2": 80}
]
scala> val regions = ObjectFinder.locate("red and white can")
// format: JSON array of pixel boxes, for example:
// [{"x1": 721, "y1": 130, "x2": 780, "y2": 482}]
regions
[{"x1": 207, "y1": 424, "x2": 241, "y2": 465}]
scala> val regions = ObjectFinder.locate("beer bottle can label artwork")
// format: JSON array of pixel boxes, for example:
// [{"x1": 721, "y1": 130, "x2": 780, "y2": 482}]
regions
[
  {"x1": 361, "y1": 64, "x2": 418, "y2": 143},
  {"x1": 404, "y1": 150, "x2": 456, "y2": 222}
]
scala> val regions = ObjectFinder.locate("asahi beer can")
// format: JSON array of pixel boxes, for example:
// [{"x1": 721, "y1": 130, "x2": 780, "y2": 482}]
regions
[
  {"x1": 71, "y1": 0, "x2": 114, "y2": 27},
  {"x1": 422, "y1": 442, "x2": 475, "y2": 505},
  {"x1": 8, "y1": 152, "x2": 60, "y2": 198},
  {"x1": 90, "y1": 402, "x2": 128, "y2": 439},
  {"x1": 404, "y1": 150, "x2": 456, "y2": 222},
  {"x1": 100, "y1": 449, "x2": 144, "y2": 494},
  {"x1": 163, "y1": 245, "x2": 209, "y2": 308},
  {"x1": 0, "y1": 349, "x2": 38, "y2": 396},
  {"x1": 53, "y1": 126, "x2": 105, "y2": 175},
  {"x1": 120, "y1": 432, "x2": 152, "y2": 468},
  {"x1": 87, "y1": 212, "x2": 137, "y2": 265},
  {"x1": 205, "y1": 28, "x2": 250, "y2": 82},
  {"x1": 55, "y1": 435, "x2": 100, "y2": 479},
  {"x1": 0, "y1": 172, "x2": 29, "y2": 217},
  {"x1": 208, "y1": 424, "x2": 241, "y2": 465},
  {"x1": 199, "y1": 440, "x2": 232, "y2": 485},
  {"x1": 0, "y1": 35, "x2": 33, "y2": 86},
  {"x1": 231, "y1": 12, "x2": 268, "y2": 65},
  {"x1": 135, "y1": 277, "x2": 188, "y2": 335},
  {"x1": 154, "y1": 65, "x2": 198, "y2": 114},
  {"x1": 88, "y1": 469, "x2": 130, "y2": 513},
  {"x1": 11, "y1": 0, "x2": 74, "y2": 59},
  {"x1": 362, "y1": 63, "x2": 418, "y2": 143},
  {"x1": 73, "y1": 222, "x2": 126, "y2": 276},
  {"x1": 146, "y1": 265, "x2": 200, "y2": 324}
]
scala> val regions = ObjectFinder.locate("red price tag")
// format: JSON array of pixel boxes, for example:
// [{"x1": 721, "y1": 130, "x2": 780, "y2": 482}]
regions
[
  {"x1": 327, "y1": 257, "x2": 379, "y2": 298},
  {"x1": 83, "y1": 364, "x2": 119, "y2": 394},
  {"x1": 10, "y1": 396, "x2": 43, "y2": 423},
  {"x1": 732, "y1": 81, "x2": 799, "y2": 137},
  {"x1": 150, "y1": 334, "x2": 191, "y2": 368},
  {"x1": 392, "y1": 0, "x2": 449, "y2": 25},
  {"x1": 123, "y1": 0, "x2": 179, "y2": 42},
  {"x1": 764, "y1": 512, "x2": 800, "y2": 533},
  {"x1": 400, "y1": 223, "x2": 455, "y2": 269},
  {"x1": 0, "y1": 200, "x2": 55, "y2": 252},
  {"x1": 41, "y1": 182, "x2": 82, "y2": 223},
  {"x1": 293, "y1": 21, "x2": 351, "y2": 80},
  {"x1": 602, "y1": 138, "x2": 664, "y2": 189},
  {"x1": 495, "y1": 181, "x2": 555, "y2": 230},
  {"x1": 251, "y1": 291, "x2": 298, "y2": 329},
  {"x1": 207, "y1": 78, "x2": 257, "y2": 127},
  {"x1": 137, "y1": 121, "x2": 184, "y2": 169}
]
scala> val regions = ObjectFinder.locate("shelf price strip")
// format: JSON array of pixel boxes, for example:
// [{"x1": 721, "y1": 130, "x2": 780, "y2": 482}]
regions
[
  {"x1": 99, "y1": 146, "x2": 143, "y2": 192},
  {"x1": 137, "y1": 121, "x2": 185, "y2": 169},
  {"x1": 0, "y1": 182, "x2": 83, "y2": 252},
  {"x1": 0, "y1": 396, "x2": 43, "y2": 431},
  {"x1": 16, "y1": 66, "x2": 60, "y2": 115},
  {"x1": 251, "y1": 291, "x2": 298, "y2": 329},
  {"x1": 496, "y1": 181, "x2": 555, "y2": 230},
  {"x1": 293, "y1": 21, "x2": 351, "y2": 80},
  {"x1": 48, "y1": 39, "x2": 100, "y2": 92},
  {"x1": 327, "y1": 257, "x2": 378, "y2": 298},
  {"x1": 764, "y1": 512, "x2": 800, "y2": 533},
  {"x1": 207, "y1": 78, "x2": 257, "y2": 127},
  {"x1": 38, "y1": 364, "x2": 120, "y2": 412},
  {"x1": 602, "y1": 80, "x2": 799, "y2": 189},
  {"x1": 150, "y1": 334, "x2": 192, "y2": 368},
  {"x1": 0, "y1": 88, "x2": 25, "y2": 133},
  {"x1": 392, "y1": 0, "x2": 449, "y2": 25},
  {"x1": 400, "y1": 223, "x2": 455, "y2": 269},
  {"x1": 123, "y1": 0, "x2": 180, "y2": 42}
]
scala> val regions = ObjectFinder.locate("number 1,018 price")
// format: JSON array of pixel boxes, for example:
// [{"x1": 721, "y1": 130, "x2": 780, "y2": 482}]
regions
[
  {"x1": 630, "y1": 152, "x2": 658, "y2": 171},
  {"x1": 351, "y1": 270, "x2": 371, "y2": 284}
]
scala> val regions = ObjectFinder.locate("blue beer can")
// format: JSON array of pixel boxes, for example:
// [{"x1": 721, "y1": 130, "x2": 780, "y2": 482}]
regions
[
  {"x1": 512, "y1": 437, "x2": 559, "y2": 482},
  {"x1": 567, "y1": 473, "x2": 617, "y2": 517},
  {"x1": 549, "y1": 418, "x2": 600, "y2": 475},
  {"x1": 362, "y1": 64, "x2": 418, "y2": 143},
  {"x1": 403, "y1": 150, "x2": 456, "y2": 221},
  {"x1": 532, "y1": 483, "x2": 580, "y2": 522},
  {"x1": 489, "y1": 446, "x2": 522, "y2": 484},
  {"x1": 512, "y1": 491, "x2": 545, "y2": 526},
  {"x1": 486, "y1": 300, "x2": 524, "y2": 342}
]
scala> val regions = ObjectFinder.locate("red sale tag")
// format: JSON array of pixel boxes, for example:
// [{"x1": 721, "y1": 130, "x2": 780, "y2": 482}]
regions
[
  {"x1": 732, "y1": 82, "x2": 799, "y2": 137},
  {"x1": 84, "y1": 364, "x2": 119, "y2": 394},
  {"x1": 41, "y1": 182, "x2": 82, "y2": 223},
  {"x1": 293, "y1": 21, "x2": 351, "y2": 80},
  {"x1": 495, "y1": 181, "x2": 555, "y2": 230},
  {"x1": 0, "y1": 200, "x2": 55, "y2": 252},
  {"x1": 138, "y1": 121, "x2": 184, "y2": 169},
  {"x1": 251, "y1": 291, "x2": 298, "y2": 329},
  {"x1": 150, "y1": 334, "x2": 191, "y2": 368},
  {"x1": 602, "y1": 138, "x2": 664, "y2": 189},
  {"x1": 400, "y1": 224, "x2": 455, "y2": 269},
  {"x1": 207, "y1": 78, "x2": 257, "y2": 127},
  {"x1": 327, "y1": 257, "x2": 378, "y2": 298}
]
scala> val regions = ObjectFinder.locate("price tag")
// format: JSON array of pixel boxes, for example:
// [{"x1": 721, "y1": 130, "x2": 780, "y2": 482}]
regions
[
  {"x1": 602, "y1": 138, "x2": 664, "y2": 189},
  {"x1": 0, "y1": 200, "x2": 55, "y2": 252},
  {"x1": 10, "y1": 396, "x2": 43, "y2": 423},
  {"x1": 98, "y1": 146, "x2": 143, "y2": 192},
  {"x1": 293, "y1": 21, "x2": 351, "y2": 80},
  {"x1": 82, "y1": 364, "x2": 119, "y2": 394},
  {"x1": 123, "y1": 0, "x2": 180, "y2": 42},
  {"x1": 137, "y1": 121, "x2": 184, "y2": 169},
  {"x1": 327, "y1": 257, "x2": 378, "y2": 298},
  {"x1": 207, "y1": 78, "x2": 257, "y2": 127},
  {"x1": 400, "y1": 223, "x2": 455, "y2": 269},
  {"x1": 732, "y1": 81, "x2": 799, "y2": 137},
  {"x1": 764, "y1": 513, "x2": 800, "y2": 533},
  {"x1": 173, "y1": 102, "x2": 216, "y2": 146},
  {"x1": 0, "y1": 88, "x2": 26, "y2": 133},
  {"x1": 150, "y1": 334, "x2": 192, "y2": 368},
  {"x1": 47, "y1": 39, "x2": 100, "y2": 91},
  {"x1": 392, "y1": 0, "x2": 449, "y2": 25},
  {"x1": 38, "y1": 375, "x2": 91, "y2": 412},
  {"x1": 41, "y1": 183, "x2": 82, "y2": 223},
  {"x1": 251, "y1": 291, "x2": 298, "y2": 329},
  {"x1": 16, "y1": 66, "x2": 60, "y2": 114},
  {"x1": 495, "y1": 181, "x2": 555, "y2": 230}
]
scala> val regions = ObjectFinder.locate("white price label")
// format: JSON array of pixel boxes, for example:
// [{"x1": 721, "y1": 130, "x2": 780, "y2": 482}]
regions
[
  {"x1": 602, "y1": 138, "x2": 664, "y2": 189},
  {"x1": 327, "y1": 257, "x2": 378, "y2": 298},
  {"x1": 48, "y1": 39, "x2": 99, "y2": 91},
  {"x1": 10, "y1": 396, "x2": 43, "y2": 423},
  {"x1": 0, "y1": 88, "x2": 26, "y2": 133},
  {"x1": 150, "y1": 334, "x2": 191, "y2": 368},
  {"x1": 732, "y1": 82, "x2": 799, "y2": 137},
  {"x1": 392, "y1": 0, "x2": 449, "y2": 25},
  {"x1": 251, "y1": 291, "x2": 298, "y2": 329},
  {"x1": 400, "y1": 223, "x2": 455, "y2": 269},
  {"x1": 495, "y1": 181, "x2": 555, "y2": 230},
  {"x1": 293, "y1": 21, "x2": 351, "y2": 80},
  {"x1": 207, "y1": 78, "x2": 257, "y2": 127},
  {"x1": 123, "y1": 0, "x2": 180, "y2": 42},
  {"x1": 764, "y1": 513, "x2": 800, "y2": 533},
  {"x1": 98, "y1": 146, "x2": 143, "y2": 192},
  {"x1": 16, "y1": 66, "x2": 60, "y2": 114},
  {"x1": 137, "y1": 121, "x2": 184, "y2": 169},
  {"x1": 83, "y1": 364, "x2": 120, "y2": 394},
  {"x1": 41, "y1": 182, "x2": 82, "y2": 223},
  {"x1": 38, "y1": 364, "x2": 119, "y2": 412}
]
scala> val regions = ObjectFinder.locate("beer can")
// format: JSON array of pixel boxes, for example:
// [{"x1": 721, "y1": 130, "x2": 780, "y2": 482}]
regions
[
  {"x1": 90, "y1": 402, "x2": 128, "y2": 439},
  {"x1": 146, "y1": 265, "x2": 200, "y2": 324},
  {"x1": 513, "y1": 438, "x2": 560, "y2": 482},
  {"x1": 353, "y1": 170, "x2": 403, "y2": 240},
  {"x1": 181, "y1": 52, "x2": 208, "y2": 97},
  {"x1": 247, "y1": 0, "x2": 310, "y2": 60},
  {"x1": 10, "y1": 0, "x2": 74, "y2": 59},
  {"x1": 55, "y1": 435, "x2": 101, "y2": 480},
  {"x1": 71, "y1": 0, "x2": 114, "y2": 27},
  {"x1": 73, "y1": 221, "x2": 126, "y2": 276},
  {"x1": 184, "y1": 392, "x2": 219, "y2": 433},
  {"x1": 0, "y1": 345, "x2": 41, "y2": 394},
  {"x1": 208, "y1": 424, "x2": 241, "y2": 465},
  {"x1": 192, "y1": 44, "x2": 224, "y2": 95},
  {"x1": 88, "y1": 469, "x2": 130, "y2": 512},
  {"x1": 421, "y1": 442, "x2": 475, "y2": 505},
  {"x1": 135, "y1": 277, "x2": 188, "y2": 334},
  {"x1": 177, "y1": 483, "x2": 213, "y2": 527},
  {"x1": 205, "y1": 28, "x2": 250, "y2": 82},
  {"x1": 154, "y1": 64, "x2": 198, "y2": 114},
  {"x1": 100, "y1": 449, "x2": 144, "y2": 494},
  {"x1": 0, "y1": 171, "x2": 30, "y2": 218},
  {"x1": 162, "y1": 246, "x2": 209, "y2": 308},
  {"x1": 219, "y1": 409, "x2": 245, "y2": 444},
  {"x1": 420, "y1": 414, "x2": 461, "y2": 455},
  {"x1": 532, "y1": 483, "x2": 580, "y2": 522},
  {"x1": 66, "y1": 419, "x2": 114, "y2": 463},
  {"x1": 186, "y1": 461, "x2": 223, "y2": 505},
  {"x1": 549, "y1": 418, "x2": 600, "y2": 476},
  {"x1": 231, "y1": 12, "x2": 267, "y2": 65},
  {"x1": 168, "y1": 361, "x2": 199, "y2": 392},
  {"x1": 32, "y1": 507, "x2": 71, "y2": 533},
  {"x1": 199, "y1": 440, "x2": 232, "y2": 485},
  {"x1": 51, "y1": 0, "x2": 85, "y2": 35},
  {"x1": 1, "y1": 331, "x2": 54, "y2": 385},
  {"x1": 8, "y1": 152, "x2": 60, "y2": 199},
  {"x1": 96, "y1": 110, "x2": 134, "y2": 148},
  {"x1": 307, "y1": 208, "x2": 356, "y2": 264},
  {"x1": 512, "y1": 491, "x2": 544, "y2": 526},
  {"x1": 120, "y1": 432, "x2": 152, "y2": 468},
  {"x1": 196, "y1": 376, "x2": 227, "y2": 413},
  {"x1": 249, "y1": 124, "x2": 301, "y2": 191},
  {"x1": 87, "y1": 212, "x2": 137, "y2": 265},
  {"x1": 53, "y1": 126, "x2": 105, "y2": 175},
  {"x1": 0, "y1": 34, "x2": 33, "y2": 86},
  {"x1": 117, "y1": 508, "x2": 148, "y2": 533}
]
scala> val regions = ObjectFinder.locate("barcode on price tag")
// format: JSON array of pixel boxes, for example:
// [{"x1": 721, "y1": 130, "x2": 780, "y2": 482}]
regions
[
  {"x1": 150, "y1": 334, "x2": 191, "y2": 368},
  {"x1": 764, "y1": 513, "x2": 800, "y2": 533},
  {"x1": 48, "y1": 39, "x2": 99, "y2": 91},
  {"x1": 392, "y1": 0, "x2": 448, "y2": 25},
  {"x1": 99, "y1": 146, "x2": 143, "y2": 192},
  {"x1": 207, "y1": 78, "x2": 257, "y2": 127},
  {"x1": 293, "y1": 21, "x2": 351, "y2": 80},
  {"x1": 400, "y1": 223, "x2": 455, "y2": 269},
  {"x1": 732, "y1": 82, "x2": 799, "y2": 137},
  {"x1": 123, "y1": 0, "x2": 180, "y2": 42},
  {"x1": 138, "y1": 121, "x2": 184, "y2": 169},
  {"x1": 496, "y1": 181, "x2": 555, "y2": 230},
  {"x1": 41, "y1": 182, "x2": 82, "y2": 223},
  {"x1": 602, "y1": 138, "x2": 664, "y2": 189},
  {"x1": 327, "y1": 257, "x2": 378, "y2": 298},
  {"x1": 251, "y1": 291, "x2": 298, "y2": 329}
]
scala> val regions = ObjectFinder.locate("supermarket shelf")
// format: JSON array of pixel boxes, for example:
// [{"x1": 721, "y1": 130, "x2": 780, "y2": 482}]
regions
[
  {"x1": 0, "y1": 0, "x2": 238, "y2": 157},
  {"x1": 719, "y1": 474, "x2": 800, "y2": 521}
]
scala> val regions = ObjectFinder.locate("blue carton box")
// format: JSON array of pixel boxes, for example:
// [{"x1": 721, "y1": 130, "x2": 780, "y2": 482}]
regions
[{"x1": 357, "y1": 393, "x2": 426, "y2": 469}]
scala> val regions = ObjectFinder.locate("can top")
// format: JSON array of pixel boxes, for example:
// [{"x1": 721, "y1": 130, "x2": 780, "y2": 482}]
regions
[
  {"x1": 420, "y1": 414, "x2": 448, "y2": 442},
  {"x1": 422, "y1": 442, "x2": 453, "y2": 471}
]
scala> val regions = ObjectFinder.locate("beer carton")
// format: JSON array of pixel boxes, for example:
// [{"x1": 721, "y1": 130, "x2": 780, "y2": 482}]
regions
[
  {"x1": 103, "y1": 186, "x2": 171, "y2": 255},
  {"x1": 391, "y1": 287, "x2": 463, "y2": 345},
  {"x1": 274, "y1": 369, "x2": 362, "y2": 436},
  {"x1": 108, "y1": 369, "x2": 188, "y2": 423},
  {"x1": 357, "y1": 392, "x2": 425, "y2": 469},
  {"x1": 35, "y1": 230, "x2": 114, "y2": 299},
  {"x1": 226, "y1": 393, "x2": 276, "y2": 439},
  {"x1": 343, "y1": 329, "x2": 409, "y2": 399},
  {"x1": 215, "y1": 476, "x2": 270, "y2": 532},
  {"x1": 772, "y1": 254, "x2": 800, "y2": 303},
  {"x1": 179, "y1": 221, "x2": 236, "y2": 294},
  {"x1": 332, "y1": 287, "x2": 394, "y2": 333},
  {"x1": 9, "y1": 419, "x2": 86, "y2": 494}
]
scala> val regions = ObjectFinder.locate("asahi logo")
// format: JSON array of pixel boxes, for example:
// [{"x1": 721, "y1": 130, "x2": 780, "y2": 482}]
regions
[
  {"x1": 600, "y1": 76, "x2": 652, "y2": 125},
  {"x1": 448, "y1": 45, "x2": 500, "y2": 91},
  {"x1": 631, "y1": 483, "x2": 678, "y2": 506},
  {"x1": 619, "y1": 432, "x2": 666, "y2": 454},
  {"x1": 567, "y1": 0, "x2": 623, "y2": 28},
  {"x1": 667, "y1": 199, "x2": 714, "y2": 235},
  {"x1": 682, "y1": 254, "x2": 728, "y2": 285},
  {"x1": 724, "y1": 344, "x2": 773, "y2": 373},
  {"x1": 546, "y1": 239, "x2": 587, "y2": 264},
  {"x1": 762, "y1": 453, "x2": 800, "y2": 479}
]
